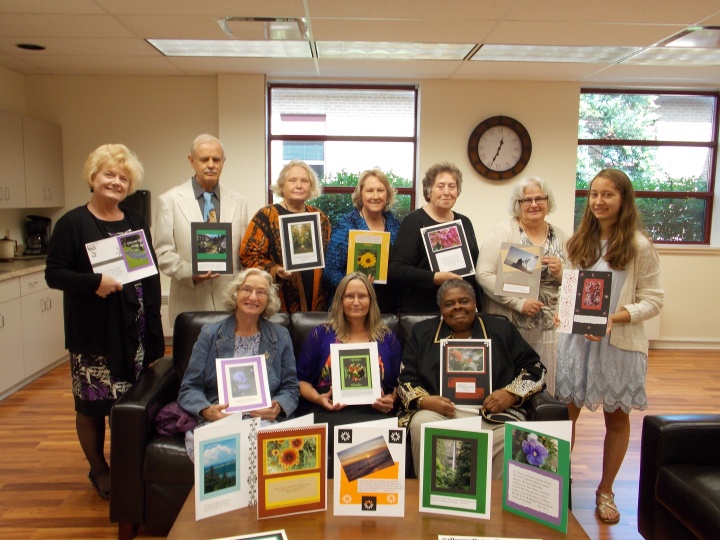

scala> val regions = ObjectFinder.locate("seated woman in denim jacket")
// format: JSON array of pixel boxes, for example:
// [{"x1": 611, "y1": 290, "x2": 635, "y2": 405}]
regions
[{"x1": 178, "y1": 268, "x2": 299, "y2": 460}]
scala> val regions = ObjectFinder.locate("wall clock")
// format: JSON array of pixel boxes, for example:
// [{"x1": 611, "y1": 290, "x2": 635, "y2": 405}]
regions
[{"x1": 467, "y1": 115, "x2": 532, "y2": 180}]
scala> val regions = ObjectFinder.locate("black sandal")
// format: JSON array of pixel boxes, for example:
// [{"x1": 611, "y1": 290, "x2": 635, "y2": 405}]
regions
[{"x1": 88, "y1": 471, "x2": 110, "y2": 500}]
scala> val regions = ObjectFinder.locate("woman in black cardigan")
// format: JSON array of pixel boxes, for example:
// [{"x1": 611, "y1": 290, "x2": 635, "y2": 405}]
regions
[{"x1": 45, "y1": 144, "x2": 164, "y2": 500}]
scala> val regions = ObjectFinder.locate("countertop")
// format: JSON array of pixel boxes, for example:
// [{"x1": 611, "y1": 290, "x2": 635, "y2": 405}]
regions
[{"x1": 0, "y1": 258, "x2": 47, "y2": 281}]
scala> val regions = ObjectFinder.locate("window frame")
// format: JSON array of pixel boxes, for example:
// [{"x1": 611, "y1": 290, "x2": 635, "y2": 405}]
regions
[
  {"x1": 577, "y1": 88, "x2": 719, "y2": 245},
  {"x1": 267, "y1": 83, "x2": 419, "y2": 211}
]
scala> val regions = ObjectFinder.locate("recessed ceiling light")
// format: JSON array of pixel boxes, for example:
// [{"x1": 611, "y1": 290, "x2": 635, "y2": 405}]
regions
[
  {"x1": 16, "y1": 43, "x2": 46, "y2": 51},
  {"x1": 660, "y1": 26, "x2": 720, "y2": 49},
  {"x1": 316, "y1": 41, "x2": 473, "y2": 60},
  {"x1": 147, "y1": 39, "x2": 312, "y2": 58},
  {"x1": 471, "y1": 44, "x2": 639, "y2": 63},
  {"x1": 217, "y1": 17, "x2": 308, "y2": 41}
]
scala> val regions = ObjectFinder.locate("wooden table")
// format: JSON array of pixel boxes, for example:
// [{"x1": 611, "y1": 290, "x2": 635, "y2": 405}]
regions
[{"x1": 168, "y1": 480, "x2": 589, "y2": 539}]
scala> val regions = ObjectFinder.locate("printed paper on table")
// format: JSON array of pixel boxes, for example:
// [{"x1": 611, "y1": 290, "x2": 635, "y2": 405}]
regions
[
  {"x1": 502, "y1": 421, "x2": 572, "y2": 533},
  {"x1": 210, "y1": 530, "x2": 288, "y2": 540},
  {"x1": 346, "y1": 229, "x2": 391, "y2": 284},
  {"x1": 330, "y1": 342, "x2": 382, "y2": 406},
  {"x1": 216, "y1": 355, "x2": 272, "y2": 414},
  {"x1": 493, "y1": 243, "x2": 542, "y2": 299},
  {"x1": 191, "y1": 222, "x2": 233, "y2": 275},
  {"x1": 278, "y1": 212, "x2": 325, "y2": 272},
  {"x1": 333, "y1": 418, "x2": 406, "y2": 517},
  {"x1": 419, "y1": 417, "x2": 492, "y2": 519},
  {"x1": 557, "y1": 269, "x2": 613, "y2": 336},
  {"x1": 420, "y1": 220, "x2": 475, "y2": 277},
  {"x1": 193, "y1": 414, "x2": 261, "y2": 521},
  {"x1": 440, "y1": 339, "x2": 492, "y2": 412},
  {"x1": 85, "y1": 228, "x2": 157, "y2": 285},
  {"x1": 257, "y1": 419, "x2": 327, "y2": 519}
]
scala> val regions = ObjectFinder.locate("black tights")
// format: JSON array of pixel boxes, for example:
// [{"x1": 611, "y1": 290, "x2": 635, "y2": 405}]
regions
[{"x1": 76, "y1": 412, "x2": 109, "y2": 478}]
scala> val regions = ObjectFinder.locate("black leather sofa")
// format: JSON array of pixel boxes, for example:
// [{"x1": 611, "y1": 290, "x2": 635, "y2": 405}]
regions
[
  {"x1": 638, "y1": 414, "x2": 720, "y2": 540},
  {"x1": 110, "y1": 311, "x2": 568, "y2": 539}
]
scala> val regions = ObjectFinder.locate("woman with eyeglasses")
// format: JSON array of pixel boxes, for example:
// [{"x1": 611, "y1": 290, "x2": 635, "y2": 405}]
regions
[
  {"x1": 296, "y1": 272, "x2": 402, "y2": 476},
  {"x1": 475, "y1": 177, "x2": 566, "y2": 394},
  {"x1": 178, "y1": 268, "x2": 299, "y2": 459}
]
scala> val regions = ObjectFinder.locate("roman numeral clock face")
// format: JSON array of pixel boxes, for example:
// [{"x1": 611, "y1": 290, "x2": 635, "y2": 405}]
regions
[{"x1": 467, "y1": 116, "x2": 532, "y2": 180}]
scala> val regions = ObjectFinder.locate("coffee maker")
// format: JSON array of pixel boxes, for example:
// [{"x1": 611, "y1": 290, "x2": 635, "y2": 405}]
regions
[{"x1": 25, "y1": 215, "x2": 51, "y2": 255}]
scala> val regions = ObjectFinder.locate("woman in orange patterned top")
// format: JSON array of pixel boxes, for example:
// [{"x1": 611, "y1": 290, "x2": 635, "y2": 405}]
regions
[{"x1": 240, "y1": 160, "x2": 331, "y2": 313}]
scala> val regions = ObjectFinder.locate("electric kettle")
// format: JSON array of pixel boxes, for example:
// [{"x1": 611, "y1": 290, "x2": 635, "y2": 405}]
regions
[{"x1": 0, "y1": 235, "x2": 18, "y2": 262}]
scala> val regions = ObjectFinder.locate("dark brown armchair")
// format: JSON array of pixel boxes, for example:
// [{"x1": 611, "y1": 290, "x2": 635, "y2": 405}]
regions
[
  {"x1": 109, "y1": 311, "x2": 289, "y2": 540},
  {"x1": 638, "y1": 414, "x2": 720, "y2": 540}
]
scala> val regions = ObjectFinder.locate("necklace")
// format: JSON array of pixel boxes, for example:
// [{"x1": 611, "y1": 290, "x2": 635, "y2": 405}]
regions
[
  {"x1": 520, "y1": 220, "x2": 548, "y2": 247},
  {"x1": 361, "y1": 208, "x2": 385, "y2": 230},
  {"x1": 281, "y1": 200, "x2": 305, "y2": 213}
]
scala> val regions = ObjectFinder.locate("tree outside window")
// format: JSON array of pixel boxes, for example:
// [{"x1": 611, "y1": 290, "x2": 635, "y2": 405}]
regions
[{"x1": 577, "y1": 91, "x2": 718, "y2": 244}]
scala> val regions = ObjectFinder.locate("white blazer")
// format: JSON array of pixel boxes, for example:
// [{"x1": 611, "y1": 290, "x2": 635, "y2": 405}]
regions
[{"x1": 154, "y1": 178, "x2": 249, "y2": 324}]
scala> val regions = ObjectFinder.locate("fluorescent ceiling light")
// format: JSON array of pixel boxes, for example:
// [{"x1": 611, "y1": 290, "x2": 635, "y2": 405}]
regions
[
  {"x1": 217, "y1": 17, "x2": 308, "y2": 41},
  {"x1": 316, "y1": 41, "x2": 473, "y2": 60},
  {"x1": 624, "y1": 47, "x2": 720, "y2": 65},
  {"x1": 471, "y1": 44, "x2": 639, "y2": 63},
  {"x1": 662, "y1": 26, "x2": 720, "y2": 49},
  {"x1": 147, "y1": 39, "x2": 311, "y2": 58}
]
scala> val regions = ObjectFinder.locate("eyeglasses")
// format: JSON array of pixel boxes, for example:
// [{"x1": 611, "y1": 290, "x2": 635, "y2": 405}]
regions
[
  {"x1": 518, "y1": 196, "x2": 549, "y2": 206},
  {"x1": 239, "y1": 286, "x2": 268, "y2": 298},
  {"x1": 342, "y1": 293, "x2": 370, "y2": 302}
]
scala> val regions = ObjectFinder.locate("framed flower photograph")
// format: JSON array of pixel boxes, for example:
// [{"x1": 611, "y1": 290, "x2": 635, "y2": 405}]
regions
[
  {"x1": 215, "y1": 355, "x2": 272, "y2": 414},
  {"x1": 420, "y1": 219, "x2": 475, "y2": 277},
  {"x1": 347, "y1": 230, "x2": 390, "y2": 283},
  {"x1": 330, "y1": 342, "x2": 382, "y2": 406}
]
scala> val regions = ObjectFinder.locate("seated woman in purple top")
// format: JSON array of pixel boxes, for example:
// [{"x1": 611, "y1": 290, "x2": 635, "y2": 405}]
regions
[
  {"x1": 323, "y1": 169, "x2": 401, "y2": 314},
  {"x1": 297, "y1": 272, "x2": 402, "y2": 476}
]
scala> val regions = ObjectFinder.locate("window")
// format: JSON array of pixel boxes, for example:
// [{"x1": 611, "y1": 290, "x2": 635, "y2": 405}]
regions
[
  {"x1": 577, "y1": 90, "x2": 718, "y2": 244},
  {"x1": 268, "y1": 84, "x2": 418, "y2": 227}
]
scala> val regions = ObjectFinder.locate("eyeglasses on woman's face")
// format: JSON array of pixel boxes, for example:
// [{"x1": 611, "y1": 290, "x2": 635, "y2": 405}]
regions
[
  {"x1": 342, "y1": 293, "x2": 370, "y2": 303},
  {"x1": 239, "y1": 285, "x2": 268, "y2": 298},
  {"x1": 518, "y1": 196, "x2": 548, "y2": 206}
]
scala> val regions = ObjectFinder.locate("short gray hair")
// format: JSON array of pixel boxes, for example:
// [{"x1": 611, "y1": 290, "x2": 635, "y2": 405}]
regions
[
  {"x1": 223, "y1": 268, "x2": 281, "y2": 317},
  {"x1": 189, "y1": 134, "x2": 225, "y2": 158},
  {"x1": 436, "y1": 279, "x2": 475, "y2": 307},
  {"x1": 421, "y1": 162, "x2": 463, "y2": 202},
  {"x1": 508, "y1": 176, "x2": 557, "y2": 217}
]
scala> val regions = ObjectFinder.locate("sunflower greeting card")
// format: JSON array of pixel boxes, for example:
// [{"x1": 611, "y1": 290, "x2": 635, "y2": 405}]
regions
[{"x1": 347, "y1": 230, "x2": 391, "y2": 283}]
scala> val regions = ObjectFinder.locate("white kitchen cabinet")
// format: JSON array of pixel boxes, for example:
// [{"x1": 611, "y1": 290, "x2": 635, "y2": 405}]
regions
[
  {"x1": 20, "y1": 272, "x2": 66, "y2": 377},
  {"x1": 23, "y1": 116, "x2": 65, "y2": 208},
  {"x1": 0, "y1": 279, "x2": 25, "y2": 394},
  {"x1": 0, "y1": 110, "x2": 28, "y2": 208}
]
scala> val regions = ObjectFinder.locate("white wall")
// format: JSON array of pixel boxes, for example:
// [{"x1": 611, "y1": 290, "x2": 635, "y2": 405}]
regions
[{"x1": 0, "y1": 70, "x2": 718, "y2": 347}]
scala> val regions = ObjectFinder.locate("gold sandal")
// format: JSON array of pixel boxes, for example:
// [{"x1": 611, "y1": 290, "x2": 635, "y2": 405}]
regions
[{"x1": 595, "y1": 491, "x2": 620, "y2": 524}]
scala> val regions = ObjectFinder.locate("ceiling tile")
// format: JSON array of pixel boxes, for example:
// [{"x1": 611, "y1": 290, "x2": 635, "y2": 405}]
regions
[{"x1": 0, "y1": 14, "x2": 135, "y2": 39}]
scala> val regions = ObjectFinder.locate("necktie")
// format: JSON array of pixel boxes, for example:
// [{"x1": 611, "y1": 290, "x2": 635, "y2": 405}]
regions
[{"x1": 202, "y1": 192, "x2": 216, "y2": 222}]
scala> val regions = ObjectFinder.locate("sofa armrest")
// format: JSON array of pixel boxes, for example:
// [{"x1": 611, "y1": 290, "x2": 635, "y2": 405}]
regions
[
  {"x1": 638, "y1": 414, "x2": 720, "y2": 539},
  {"x1": 109, "y1": 356, "x2": 179, "y2": 525},
  {"x1": 525, "y1": 390, "x2": 569, "y2": 422}
]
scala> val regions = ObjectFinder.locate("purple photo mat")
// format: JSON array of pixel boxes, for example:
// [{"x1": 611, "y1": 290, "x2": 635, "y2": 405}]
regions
[
  {"x1": 504, "y1": 460, "x2": 563, "y2": 526},
  {"x1": 117, "y1": 229, "x2": 153, "y2": 273},
  {"x1": 218, "y1": 355, "x2": 270, "y2": 413}
]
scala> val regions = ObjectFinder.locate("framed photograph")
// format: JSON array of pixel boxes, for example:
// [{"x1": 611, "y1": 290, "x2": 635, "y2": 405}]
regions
[
  {"x1": 346, "y1": 230, "x2": 391, "y2": 283},
  {"x1": 440, "y1": 339, "x2": 492, "y2": 408},
  {"x1": 420, "y1": 220, "x2": 475, "y2": 277},
  {"x1": 419, "y1": 418, "x2": 492, "y2": 519},
  {"x1": 494, "y1": 242, "x2": 542, "y2": 299},
  {"x1": 216, "y1": 355, "x2": 272, "y2": 414},
  {"x1": 278, "y1": 212, "x2": 325, "y2": 272},
  {"x1": 191, "y1": 222, "x2": 233, "y2": 275},
  {"x1": 85, "y1": 228, "x2": 158, "y2": 285},
  {"x1": 330, "y1": 342, "x2": 382, "y2": 406},
  {"x1": 557, "y1": 269, "x2": 613, "y2": 336}
]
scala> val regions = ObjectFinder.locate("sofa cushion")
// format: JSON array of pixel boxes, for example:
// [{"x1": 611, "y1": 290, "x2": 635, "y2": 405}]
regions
[
  {"x1": 656, "y1": 463, "x2": 720, "y2": 540},
  {"x1": 144, "y1": 435, "x2": 194, "y2": 485}
]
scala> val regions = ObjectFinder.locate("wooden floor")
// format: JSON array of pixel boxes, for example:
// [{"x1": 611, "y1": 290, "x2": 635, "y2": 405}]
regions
[{"x1": 0, "y1": 349, "x2": 718, "y2": 539}]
